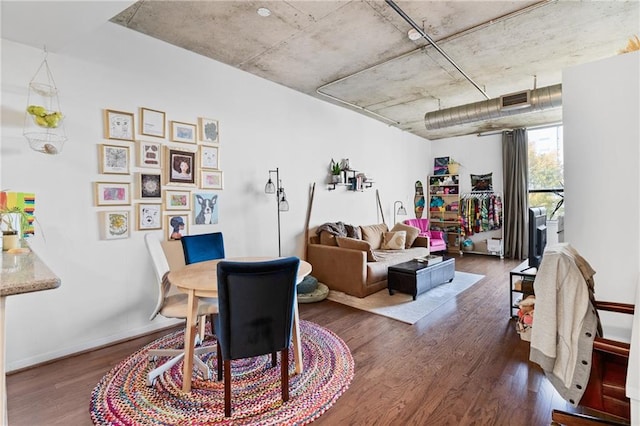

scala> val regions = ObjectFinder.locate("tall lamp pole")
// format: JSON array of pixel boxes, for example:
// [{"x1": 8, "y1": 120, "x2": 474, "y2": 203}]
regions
[{"x1": 265, "y1": 168, "x2": 289, "y2": 257}]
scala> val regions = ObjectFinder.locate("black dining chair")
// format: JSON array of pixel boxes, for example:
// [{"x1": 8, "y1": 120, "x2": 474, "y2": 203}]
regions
[
  {"x1": 181, "y1": 232, "x2": 225, "y2": 265},
  {"x1": 215, "y1": 257, "x2": 300, "y2": 417}
]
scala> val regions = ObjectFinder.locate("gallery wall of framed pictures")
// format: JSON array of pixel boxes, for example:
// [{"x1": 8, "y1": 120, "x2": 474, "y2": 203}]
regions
[{"x1": 94, "y1": 107, "x2": 222, "y2": 240}]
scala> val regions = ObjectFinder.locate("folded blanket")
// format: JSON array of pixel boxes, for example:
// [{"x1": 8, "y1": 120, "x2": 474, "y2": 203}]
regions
[{"x1": 316, "y1": 221, "x2": 361, "y2": 239}]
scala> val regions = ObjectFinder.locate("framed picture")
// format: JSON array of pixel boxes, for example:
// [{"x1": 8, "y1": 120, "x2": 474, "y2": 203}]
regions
[
  {"x1": 198, "y1": 117, "x2": 219, "y2": 144},
  {"x1": 95, "y1": 182, "x2": 131, "y2": 206},
  {"x1": 201, "y1": 170, "x2": 224, "y2": 190},
  {"x1": 166, "y1": 213, "x2": 190, "y2": 240},
  {"x1": 166, "y1": 148, "x2": 196, "y2": 185},
  {"x1": 140, "y1": 107, "x2": 166, "y2": 138},
  {"x1": 136, "y1": 203, "x2": 162, "y2": 230},
  {"x1": 137, "y1": 140, "x2": 162, "y2": 168},
  {"x1": 471, "y1": 173, "x2": 493, "y2": 192},
  {"x1": 164, "y1": 190, "x2": 191, "y2": 211},
  {"x1": 136, "y1": 172, "x2": 162, "y2": 199},
  {"x1": 99, "y1": 144, "x2": 130, "y2": 174},
  {"x1": 199, "y1": 145, "x2": 219, "y2": 170},
  {"x1": 104, "y1": 109, "x2": 134, "y2": 141},
  {"x1": 99, "y1": 211, "x2": 130, "y2": 240},
  {"x1": 434, "y1": 157, "x2": 449, "y2": 175},
  {"x1": 193, "y1": 192, "x2": 219, "y2": 225},
  {"x1": 170, "y1": 121, "x2": 197, "y2": 144}
]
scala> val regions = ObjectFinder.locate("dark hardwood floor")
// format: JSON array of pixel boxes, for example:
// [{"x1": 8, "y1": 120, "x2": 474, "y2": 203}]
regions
[{"x1": 7, "y1": 254, "x2": 586, "y2": 425}]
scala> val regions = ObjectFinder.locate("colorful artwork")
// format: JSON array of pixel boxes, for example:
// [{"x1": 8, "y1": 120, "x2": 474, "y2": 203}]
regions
[
  {"x1": 0, "y1": 191, "x2": 35, "y2": 236},
  {"x1": 434, "y1": 157, "x2": 449, "y2": 175},
  {"x1": 414, "y1": 181, "x2": 424, "y2": 219}
]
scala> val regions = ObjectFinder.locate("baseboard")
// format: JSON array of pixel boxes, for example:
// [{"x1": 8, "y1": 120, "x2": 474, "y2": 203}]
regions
[{"x1": 7, "y1": 319, "x2": 183, "y2": 374}]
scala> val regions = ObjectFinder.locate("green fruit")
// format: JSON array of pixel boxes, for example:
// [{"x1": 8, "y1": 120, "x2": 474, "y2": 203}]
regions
[
  {"x1": 27, "y1": 105, "x2": 46, "y2": 116},
  {"x1": 35, "y1": 116, "x2": 48, "y2": 127}
]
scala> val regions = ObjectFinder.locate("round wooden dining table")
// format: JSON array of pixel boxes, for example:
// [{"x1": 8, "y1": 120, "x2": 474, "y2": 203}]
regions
[{"x1": 167, "y1": 257, "x2": 312, "y2": 393}]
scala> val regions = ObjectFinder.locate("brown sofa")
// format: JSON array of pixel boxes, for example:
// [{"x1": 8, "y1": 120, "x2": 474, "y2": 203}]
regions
[{"x1": 307, "y1": 222, "x2": 430, "y2": 298}]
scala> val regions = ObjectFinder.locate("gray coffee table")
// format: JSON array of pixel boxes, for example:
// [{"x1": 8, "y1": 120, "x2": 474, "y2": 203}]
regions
[{"x1": 388, "y1": 257, "x2": 455, "y2": 300}]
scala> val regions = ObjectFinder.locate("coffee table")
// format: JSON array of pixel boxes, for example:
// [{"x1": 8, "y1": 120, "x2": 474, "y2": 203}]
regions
[{"x1": 388, "y1": 257, "x2": 455, "y2": 300}]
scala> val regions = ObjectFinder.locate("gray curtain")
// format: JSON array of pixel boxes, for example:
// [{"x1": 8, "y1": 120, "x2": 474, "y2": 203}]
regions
[{"x1": 502, "y1": 129, "x2": 528, "y2": 260}]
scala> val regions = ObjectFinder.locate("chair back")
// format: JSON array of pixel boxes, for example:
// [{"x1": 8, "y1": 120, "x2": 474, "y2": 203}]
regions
[
  {"x1": 181, "y1": 232, "x2": 225, "y2": 264},
  {"x1": 216, "y1": 257, "x2": 300, "y2": 360},
  {"x1": 403, "y1": 218, "x2": 430, "y2": 234},
  {"x1": 144, "y1": 233, "x2": 171, "y2": 320}
]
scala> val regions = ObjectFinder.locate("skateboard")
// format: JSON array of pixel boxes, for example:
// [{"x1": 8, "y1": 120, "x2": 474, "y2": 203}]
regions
[{"x1": 414, "y1": 180, "x2": 425, "y2": 219}]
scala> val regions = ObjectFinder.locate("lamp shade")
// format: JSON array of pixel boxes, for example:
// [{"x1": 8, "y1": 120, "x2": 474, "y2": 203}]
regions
[{"x1": 265, "y1": 178, "x2": 276, "y2": 194}]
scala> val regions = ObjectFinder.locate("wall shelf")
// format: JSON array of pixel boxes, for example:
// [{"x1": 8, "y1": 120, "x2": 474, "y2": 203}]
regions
[{"x1": 327, "y1": 169, "x2": 373, "y2": 191}]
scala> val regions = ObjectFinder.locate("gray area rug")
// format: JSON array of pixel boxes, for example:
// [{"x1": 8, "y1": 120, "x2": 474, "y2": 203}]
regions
[{"x1": 326, "y1": 271, "x2": 484, "y2": 324}]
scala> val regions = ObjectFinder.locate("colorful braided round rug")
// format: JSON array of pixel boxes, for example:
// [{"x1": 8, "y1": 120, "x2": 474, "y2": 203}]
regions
[{"x1": 90, "y1": 320, "x2": 354, "y2": 425}]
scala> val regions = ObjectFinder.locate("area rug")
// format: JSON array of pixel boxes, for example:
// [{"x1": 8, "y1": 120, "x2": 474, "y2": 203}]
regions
[
  {"x1": 90, "y1": 320, "x2": 353, "y2": 425},
  {"x1": 327, "y1": 271, "x2": 484, "y2": 324}
]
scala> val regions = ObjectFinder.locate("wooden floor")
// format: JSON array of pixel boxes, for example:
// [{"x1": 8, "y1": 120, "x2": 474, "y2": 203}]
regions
[{"x1": 7, "y1": 254, "x2": 588, "y2": 425}]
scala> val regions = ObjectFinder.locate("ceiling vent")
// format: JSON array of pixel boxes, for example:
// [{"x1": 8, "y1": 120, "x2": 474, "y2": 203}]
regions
[
  {"x1": 500, "y1": 90, "x2": 531, "y2": 111},
  {"x1": 424, "y1": 84, "x2": 562, "y2": 131}
]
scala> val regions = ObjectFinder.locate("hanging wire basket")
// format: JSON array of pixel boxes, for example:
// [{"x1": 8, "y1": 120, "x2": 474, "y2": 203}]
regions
[{"x1": 23, "y1": 51, "x2": 67, "y2": 155}]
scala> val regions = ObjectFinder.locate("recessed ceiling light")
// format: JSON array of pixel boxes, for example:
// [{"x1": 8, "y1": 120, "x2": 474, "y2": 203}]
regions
[
  {"x1": 257, "y1": 7, "x2": 271, "y2": 17},
  {"x1": 407, "y1": 28, "x2": 422, "y2": 41}
]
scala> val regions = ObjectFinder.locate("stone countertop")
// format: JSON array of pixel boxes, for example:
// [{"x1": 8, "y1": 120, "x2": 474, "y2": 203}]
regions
[{"x1": 0, "y1": 247, "x2": 60, "y2": 297}]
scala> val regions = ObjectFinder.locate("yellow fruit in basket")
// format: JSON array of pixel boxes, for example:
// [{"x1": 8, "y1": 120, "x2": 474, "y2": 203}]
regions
[
  {"x1": 44, "y1": 112, "x2": 62, "y2": 128},
  {"x1": 27, "y1": 105, "x2": 47, "y2": 116},
  {"x1": 35, "y1": 116, "x2": 48, "y2": 127}
]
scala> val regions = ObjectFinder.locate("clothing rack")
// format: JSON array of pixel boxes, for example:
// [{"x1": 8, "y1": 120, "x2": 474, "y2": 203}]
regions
[{"x1": 459, "y1": 191, "x2": 503, "y2": 258}]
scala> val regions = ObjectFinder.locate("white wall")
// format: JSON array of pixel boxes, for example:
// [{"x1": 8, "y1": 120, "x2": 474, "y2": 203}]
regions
[
  {"x1": 431, "y1": 133, "x2": 505, "y2": 246},
  {"x1": 563, "y1": 51, "x2": 639, "y2": 340},
  {"x1": 0, "y1": 23, "x2": 430, "y2": 370}
]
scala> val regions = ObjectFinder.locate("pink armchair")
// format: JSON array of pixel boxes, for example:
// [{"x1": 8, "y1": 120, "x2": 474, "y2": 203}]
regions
[{"x1": 403, "y1": 218, "x2": 447, "y2": 253}]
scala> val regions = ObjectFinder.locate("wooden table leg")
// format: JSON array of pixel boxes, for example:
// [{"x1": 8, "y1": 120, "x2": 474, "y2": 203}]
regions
[
  {"x1": 292, "y1": 300, "x2": 303, "y2": 375},
  {"x1": 182, "y1": 290, "x2": 198, "y2": 393}
]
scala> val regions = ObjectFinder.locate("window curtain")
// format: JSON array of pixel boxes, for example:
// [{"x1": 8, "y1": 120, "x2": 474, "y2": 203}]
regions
[{"x1": 502, "y1": 129, "x2": 528, "y2": 259}]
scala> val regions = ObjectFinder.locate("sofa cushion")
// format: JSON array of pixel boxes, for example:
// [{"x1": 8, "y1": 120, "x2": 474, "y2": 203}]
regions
[
  {"x1": 360, "y1": 223, "x2": 388, "y2": 249},
  {"x1": 336, "y1": 236, "x2": 376, "y2": 262},
  {"x1": 319, "y1": 231, "x2": 338, "y2": 246},
  {"x1": 381, "y1": 231, "x2": 406, "y2": 250},
  {"x1": 391, "y1": 222, "x2": 420, "y2": 248}
]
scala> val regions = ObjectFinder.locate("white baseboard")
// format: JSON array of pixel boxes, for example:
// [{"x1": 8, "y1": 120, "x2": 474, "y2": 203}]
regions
[{"x1": 7, "y1": 318, "x2": 182, "y2": 373}]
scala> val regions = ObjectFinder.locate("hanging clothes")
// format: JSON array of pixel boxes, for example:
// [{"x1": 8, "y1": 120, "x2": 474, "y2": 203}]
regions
[{"x1": 460, "y1": 192, "x2": 502, "y2": 236}]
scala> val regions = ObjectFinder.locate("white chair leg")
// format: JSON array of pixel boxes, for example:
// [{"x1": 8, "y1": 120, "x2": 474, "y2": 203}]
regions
[
  {"x1": 148, "y1": 348, "x2": 183, "y2": 360},
  {"x1": 193, "y1": 355, "x2": 211, "y2": 379},
  {"x1": 147, "y1": 352, "x2": 185, "y2": 386}
]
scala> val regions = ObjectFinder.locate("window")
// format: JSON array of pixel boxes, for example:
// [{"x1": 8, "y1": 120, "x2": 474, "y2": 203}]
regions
[{"x1": 528, "y1": 125, "x2": 564, "y2": 219}]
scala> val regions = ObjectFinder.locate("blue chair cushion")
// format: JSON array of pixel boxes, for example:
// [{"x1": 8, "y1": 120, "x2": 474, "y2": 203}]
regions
[{"x1": 181, "y1": 232, "x2": 225, "y2": 264}]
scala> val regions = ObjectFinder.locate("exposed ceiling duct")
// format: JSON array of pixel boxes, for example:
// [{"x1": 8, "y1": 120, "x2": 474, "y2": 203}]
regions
[{"x1": 424, "y1": 84, "x2": 562, "y2": 130}]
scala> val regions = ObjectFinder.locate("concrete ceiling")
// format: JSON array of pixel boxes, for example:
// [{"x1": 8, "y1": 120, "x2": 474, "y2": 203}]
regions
[{"x1": 3, "y1": 1, "x2": 638, "y2": 140}]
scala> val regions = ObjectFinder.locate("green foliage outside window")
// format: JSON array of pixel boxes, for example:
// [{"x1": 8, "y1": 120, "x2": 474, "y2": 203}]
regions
[{"x1": 528, "y1": 126, "x2": 564, "y2": 219}]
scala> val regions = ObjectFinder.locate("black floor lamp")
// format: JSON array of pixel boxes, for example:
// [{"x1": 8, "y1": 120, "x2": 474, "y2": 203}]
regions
[{"x1": 265, "y1": 168, "x2": 289, "y2": 257}]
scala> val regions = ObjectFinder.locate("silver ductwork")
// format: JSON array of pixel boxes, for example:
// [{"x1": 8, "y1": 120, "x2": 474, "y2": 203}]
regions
[{"x1": 424, "y1": 84, "x2": 562, "y2": 130}]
